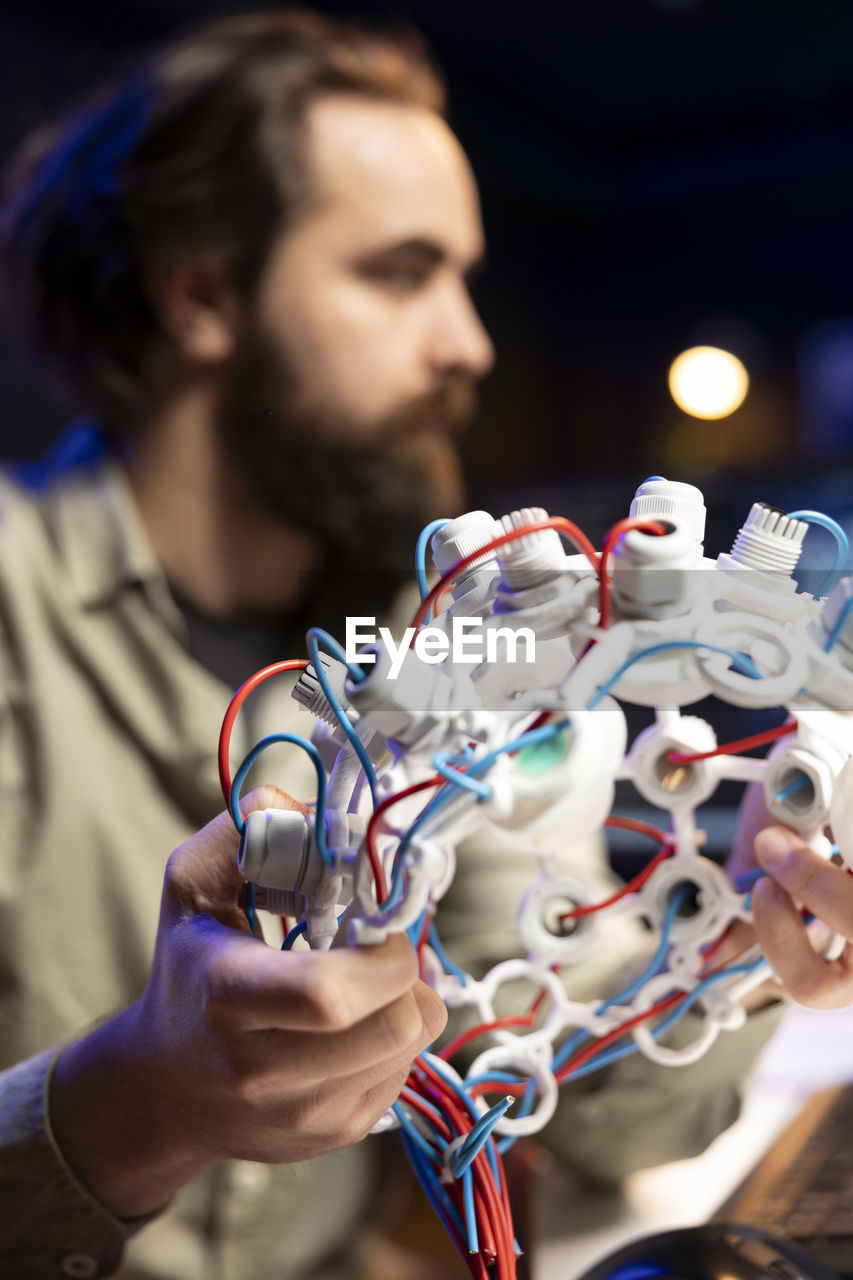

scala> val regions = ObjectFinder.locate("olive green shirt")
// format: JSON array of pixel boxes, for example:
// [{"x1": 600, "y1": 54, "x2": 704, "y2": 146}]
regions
[{"x1": 0, "y1": 454, "x2": 784, "y2": 1279}]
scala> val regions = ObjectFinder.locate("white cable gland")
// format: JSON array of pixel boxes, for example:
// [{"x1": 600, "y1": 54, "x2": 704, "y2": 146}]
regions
[
  {"x1": 629, "y1": 477, "x2": 707, "y2": 544},
  {"x1": 430, "y1": 511, "x2": 502, "y2": 600},
  {"x1": 496, "y1": 507, "x2": 567, "y2": 593},
  {"x1": 292, "y1": 654, "x2": 357, "y2": 727},
  {"x1": 610, "y1": 518, "x2": 701, "y2": 620},
  {"x1": 238, "y1": 807, "x2": 311, "y2": 892},
  {"x1": 728, "y1": 503, "x2": 807, "y2": 575}
]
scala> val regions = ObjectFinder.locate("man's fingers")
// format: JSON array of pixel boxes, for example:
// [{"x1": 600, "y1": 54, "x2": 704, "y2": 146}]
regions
[
  {"x1": 752, "y1": 877, "x2": 853, "y2": 1009},
  {"x1": 204, "y1": 930, "x2": 424, "y2": 1033},
  {"x1": 165, "y1": 786, "x2": 307, "y2": 915},
  {"x1": 754, "y1": 826, "x2": 853, "y2": 943}
]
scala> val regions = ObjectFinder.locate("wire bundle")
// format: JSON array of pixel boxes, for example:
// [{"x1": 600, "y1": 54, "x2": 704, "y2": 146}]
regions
[{"x1": 214, "y1": 502, "x2": 847, "y2": 1273}]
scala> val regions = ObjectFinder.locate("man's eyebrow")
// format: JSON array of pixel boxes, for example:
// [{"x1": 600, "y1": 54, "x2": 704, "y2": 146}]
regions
[{"x1": 355, "y1": 238, "x2": 485, "y2": 273}]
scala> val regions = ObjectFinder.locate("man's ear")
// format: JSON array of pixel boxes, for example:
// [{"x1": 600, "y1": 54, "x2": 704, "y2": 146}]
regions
[{"x1": 148, "y1": 257, "x2": 243, "y2": 363}]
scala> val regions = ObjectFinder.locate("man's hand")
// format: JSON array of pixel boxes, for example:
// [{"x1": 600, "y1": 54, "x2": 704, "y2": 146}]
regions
[
  {"x1": 50, "y1": 787, "x2": 446, "y2": 1219},
  {"x1": 752, "y1": 825, "x2": 853, "y2": 1010}
]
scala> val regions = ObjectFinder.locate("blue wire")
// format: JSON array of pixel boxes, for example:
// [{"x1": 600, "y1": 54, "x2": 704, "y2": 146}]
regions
[
  {"x1": 380, "y1": 719, "x2": 571, "y2": 919},
  {"x1": 587, "y1": 640, "x2": 763, "y2": 710},
  {"x1": 825, "y1": 590, "x2": 853, "y2": 652},
  {"x1": 230, "y1": 733, "x2": 331, "y2": 866},
  {"x1": 552, "y1": 884, "x2": 689, "y2": 1073},
  {"x1": 392, "y1": 1101, "x2": 443, "y2": 1161},
  {"x1": 462, "y1": 1168, "x2": 479, "y2": 1253},
  {"x1": 451, "y1": 1096, "x2": 514, "y2": 1178},
  {"x1": 775, "y1": 773, "x2": 810, "y2": 803},
  {"x1": 244, "y1": 882, "x2": 257, "y2": 937},
  {"x1": 428, "y1": 924, "x2": 469, "y2": 987},
  {"x1": 786, "y1": 509, "x2": 849, "y2": 598},
  {"x1": 399, "y1": 1130, "x2": 468, "y2": 1245},
  {"x1": 432, "y1": 750, "x2": 494, "y2": 799},
  {"x1": 305, "y1": 629, "x2": 378, "y2": 806},
  {"x1": 282, "y1": 909, "x2": 347, "y2": 952},
  {"x1": 281, "y1": 920, "x2": 306, "y2": 951},
  {"x1": 416, "y1": 518, "x2": 450, "y2": 620}
]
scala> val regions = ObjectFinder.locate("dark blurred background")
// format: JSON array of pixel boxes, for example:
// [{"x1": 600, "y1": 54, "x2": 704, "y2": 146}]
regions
[{"x1": 3, "y1": 0, "x2": 853, "y2": 855}]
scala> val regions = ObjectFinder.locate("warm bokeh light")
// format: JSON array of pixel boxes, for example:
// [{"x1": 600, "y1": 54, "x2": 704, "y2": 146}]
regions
[{"x1": 668, "y1": 345, "x2": 750, "y2": 419}]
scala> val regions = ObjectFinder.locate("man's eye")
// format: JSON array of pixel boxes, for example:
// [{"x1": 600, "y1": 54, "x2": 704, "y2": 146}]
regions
[{"x1": 359, "y1": 259, "x2": 432, "y2": 293}]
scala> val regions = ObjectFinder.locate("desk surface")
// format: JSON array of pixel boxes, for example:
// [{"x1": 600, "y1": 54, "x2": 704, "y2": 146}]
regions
[{"x1": 533, "y1": 1003, "x2": 853, "y2": 1279}]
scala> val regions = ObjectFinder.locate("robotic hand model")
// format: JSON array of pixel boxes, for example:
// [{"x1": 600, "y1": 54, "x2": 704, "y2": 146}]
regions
[{"x1": 219, "y1": 477, "x2": 853, "y2": 1279}]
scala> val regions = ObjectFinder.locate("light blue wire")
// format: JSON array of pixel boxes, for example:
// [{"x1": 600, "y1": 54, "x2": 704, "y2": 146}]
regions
[
  {"x1": 462, "y1": 1168, "x2": 479, "y2": 1253},
  {"x1": 432, "y1": 750, "x2": 494, "y2": 799},
  {"x1": 380, "y1": 719, "x2": 570, "y2": 918},
  {"x1": 560, "y1": 955, "x2": 767, "y2": 1084},
  {"x1": 399, "y1": 1130, "x2": 468, "y2": 1244},
  {"x1": 392, "y1": 1101, "x2": 443, "y2": 1161},
  {"x1": 587, "y1": 640, "x2": 762, "y2": 710},
  {"x1": 825, "y1": 590, "x2": 853, "y2": 652},
  {"x1": 775, "y1": 773, "x2": 810, "y2": 803},
  {"x1": 787, "y1": 509, "x2": 849, "y2": 598},
  {"x1": 305, "y1": 629, "x2": 378, "y2": 806},
  {"x1": 230, "y1": 733, "x2": 331, "y2": 867},
  {"x1": 424, "y1": 1056, "x2": 501, "y2": 1184},
  {"x1": 552, "y1": 884, "x2": 689, "y2": 1073},
  {"x1": 244, "y1": 882, "x2": 257, "y2": 937},
  {"x1": 451, "y1": 1096, "x2": 515, "y2": 1178},
  {"x1": 428, "y1": 924, "x2": 469, "y2": 987},
  {"x1": 416, "y1": 518, "x2": 450, "y2": 620},
  {"x1": 282, "y1": 909, "x2": 347, "y2": 952},
  {"x1": 282, "y1": 920, "x2": 306, "y2": 950}
]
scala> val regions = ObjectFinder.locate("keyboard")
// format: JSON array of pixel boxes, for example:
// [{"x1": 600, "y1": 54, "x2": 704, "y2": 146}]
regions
[{"x1": 716, "y1": 1084, "x2": 853, "y2": 1277}]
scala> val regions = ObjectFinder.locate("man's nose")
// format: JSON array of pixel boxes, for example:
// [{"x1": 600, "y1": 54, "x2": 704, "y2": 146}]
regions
[{"x1": 429, "y1": 284, "x2": 495, "y2": 380}]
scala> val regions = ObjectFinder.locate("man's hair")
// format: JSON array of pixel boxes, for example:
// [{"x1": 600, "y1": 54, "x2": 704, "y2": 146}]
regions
[{"x1": 0, "y1": 11, "x2": 445, "y2": 432}]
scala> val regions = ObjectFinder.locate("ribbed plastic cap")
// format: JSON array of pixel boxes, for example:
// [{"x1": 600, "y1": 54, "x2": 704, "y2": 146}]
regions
[
  {"x1": 431, "y1": 511, "x2": 501, "y2": 576},
  {"x1": 629, "y1": 477, "x2": 707, "y2": 544}
]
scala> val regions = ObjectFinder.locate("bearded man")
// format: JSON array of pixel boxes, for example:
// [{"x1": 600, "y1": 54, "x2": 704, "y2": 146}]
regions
[{"x1": 0, "y1": 12, "x2": 786, "y2": 1280}]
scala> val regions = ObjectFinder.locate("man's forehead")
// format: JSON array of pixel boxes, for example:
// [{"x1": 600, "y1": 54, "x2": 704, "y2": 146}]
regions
[{"x1": 302, "y1": 95, "x2": 485, "y2": 261}]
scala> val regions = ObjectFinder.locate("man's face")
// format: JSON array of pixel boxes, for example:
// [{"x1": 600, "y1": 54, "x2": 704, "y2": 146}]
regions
[{"x1": 218, "y1": 95, "x2": 494, "y2": 564}]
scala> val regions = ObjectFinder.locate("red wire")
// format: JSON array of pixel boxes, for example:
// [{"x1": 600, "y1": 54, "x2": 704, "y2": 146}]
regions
[
  {"x1": 559, "y1": 840, "x2": 675, "y2": 922},
  {"x1": 598, "y1": 518, "x2": 669, "y2": 630},
  {"x1": 668, "y1": 719, "x2": 798, "y2": 764},
  {"x1": 364, "y1": 774, "x2": 444, "y2": 904},
  {"x1": 410, "y1": 516, "x2": 601, "y2": 636},
  {"x1": 217, "y1": 659, "x2": 310, "y2": 806}
]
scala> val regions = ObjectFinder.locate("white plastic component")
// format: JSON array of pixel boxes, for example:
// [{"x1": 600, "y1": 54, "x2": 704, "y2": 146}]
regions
[
  {"x1": 481, "y1": 702, "x2": 627, "y2": 852},
  {"x1": 639, "y1": 855, "x2": 747, "y2": 946},
  {"x1": 496, "y1": 507, "x2": 567, "y2": 593},
  {"x1": 430, "y1": 511, "x2": 501, "y2": 607},
  {"x1": 626, "y1": 716, "x2": 720, "y2": 811},
  {"x1": 344, "y1": 643, "x2": 477, "y2": 750},
  {"x1": 516, "y1": 876, "x2": 601, "y2": 964},
  {"x1": 610, "y1": 517, "x2": 703, "y2": 620},
  {"x1": 829, "y1": 755, "x2": 853, "y2": 871},
  {"x1": 239, "y1": 473, "x2": 853, "y2": 1143},
  {"x1": 629, "y1": 477, "x2": 707, "y2": 544},
  {"x1": 238, "y1": 808, "x2": 312, "y2": 899},
  {"x1": 821, "y1": 577, "x2": 853, "y2": 668},
  {"x1": 726, "y1": 502, "x2": 807, "y2": 575},
  {"x1": 293, "y1": 654, "x2": 356, "y2": 726}
]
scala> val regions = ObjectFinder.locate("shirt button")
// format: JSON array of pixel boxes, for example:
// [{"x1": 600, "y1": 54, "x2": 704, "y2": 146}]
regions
[{"x1": 60, "y1": 1255, "x2": 99, "y2": 1278}]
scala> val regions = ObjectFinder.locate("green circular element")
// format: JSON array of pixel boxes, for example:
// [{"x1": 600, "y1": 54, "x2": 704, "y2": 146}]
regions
[{"x1": 517, "y1": 729, "x2": 572, "y2": 777}]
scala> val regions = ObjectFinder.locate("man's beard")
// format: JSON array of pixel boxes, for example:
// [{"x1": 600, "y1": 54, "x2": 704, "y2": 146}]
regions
[{"x1": 217, "y1": 327, "x2": 477, "y2": 583}]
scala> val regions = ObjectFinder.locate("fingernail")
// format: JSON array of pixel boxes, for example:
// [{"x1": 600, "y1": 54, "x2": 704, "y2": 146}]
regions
[{"x1": 755, "y1": 828, "x2": 791, "y2": 869}]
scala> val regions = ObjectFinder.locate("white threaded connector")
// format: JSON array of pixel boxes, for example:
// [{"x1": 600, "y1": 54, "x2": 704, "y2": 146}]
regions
[
  {"x1": 431, "y1": 511, "x2": 501, "y2": 587},
  {"x1": 496, "y1": 507, "x2": 566, "y2": 592},
  {"x1": 729, "y1": 503, "x2": 807, "y2": 575},
  {"x1": 629, "y1": 476, "x2": 707, "y2": 545},
  {"x1": 292, "y1": 654, "x2": 356, "y2": 727}
]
